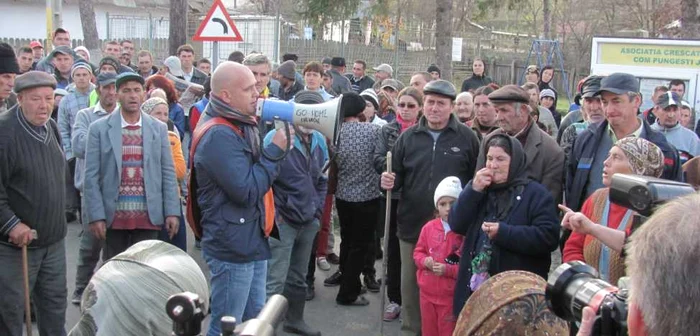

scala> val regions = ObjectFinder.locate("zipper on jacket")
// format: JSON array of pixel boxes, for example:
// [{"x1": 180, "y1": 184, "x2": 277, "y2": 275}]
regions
[{"x1": 428, "y1": 140, "x2": 437, "y2": 190}]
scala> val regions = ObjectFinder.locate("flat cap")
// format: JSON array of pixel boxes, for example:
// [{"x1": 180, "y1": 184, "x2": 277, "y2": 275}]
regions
[
  {"x1": 597, "y1": 73, "x2": 639, "y2": 95},
  {"x1": 488, "y1": 84, "x2": 530, "y2": 104},
  {"x1": 380, "y1": 79, "x2": 400, "y2": 91},
  {"x1": 331, "y1": 57, "x2": 346, "y2": 67},
  {"x1": 116, "y1": 72, "x2": 145, "y2": 89},
  {"x1": 14, "y1": 71, "x2": 57, "y2": 93},
  {"x1": 96, "y1": 72, "x2": 117, "y2": 87},
  {"x1": 373, "y1": 63, "x2": 393, "y2": 76},
  {"x1": 321, "y1": 57, "x2": 332, "y2": 65},
  {"x1": 580, "y1": 75, "x2": 603, "y2": 98},
  {"x1": 423, "y1": 79, "x2": 457, "y2": 100},
  {"x1": 278, "y1": 60, "x2": 296, "y2": 80},
  {"x1": 51, "y1": 46, "x2": 74, "y2": 58}
]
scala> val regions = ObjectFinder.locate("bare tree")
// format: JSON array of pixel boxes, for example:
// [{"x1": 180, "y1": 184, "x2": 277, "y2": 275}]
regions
[
  {"x1": 542, "y1": 0, "x2": 551, "y2": 38},
  {"x1": 682, "y1": 0, "x2": 700, "y2": 38},
  {"x1": 78, "y1": 0, "x2": 99, "y2": 51},
  {"x1": 435, "y1": 0, "x2": 454, "y2": 80},
  {"x1": 169, "y1": 0, "x2": 188, "y2": 55}
]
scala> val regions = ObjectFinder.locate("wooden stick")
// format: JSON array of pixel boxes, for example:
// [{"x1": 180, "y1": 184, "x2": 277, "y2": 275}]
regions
[
  {"x1": 379, "y1": 152, "x2": 392, "y2": 335},
  {"x1": 22, "y1": 244, "x2": 32, "y2": 336}
]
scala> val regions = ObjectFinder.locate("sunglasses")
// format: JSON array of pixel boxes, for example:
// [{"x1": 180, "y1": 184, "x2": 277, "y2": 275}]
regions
[{"x1": 398, "y1": 103, "x2": 418, "y2": 108}]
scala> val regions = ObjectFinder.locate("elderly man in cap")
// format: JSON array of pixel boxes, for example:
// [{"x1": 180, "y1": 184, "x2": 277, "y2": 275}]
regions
[
  {"x1": 651, "y1": 91, "x2": 700, "y2": 163},
  {"x1": 0, "y1": 71, "x2": 68, "y2": 335},
  {"x1": 0, "y1": 42, "x2": 19, "y2": 113},
  {"x1": 480, "y1": 84, "x2": 565, "y2": 204},
  {"x1": 83, "y1": 72, "x2": 180, "y2": 261},
  {"x1": 278, "y1": 60, "x2": 304, "y2": 101},
  {"x1": 264, "y1": 91, "x2": 328, "y2": 336},
  {"x1": 381, "y1": 79, "x2": 480, "y2": 336},
  {"x1": 69, "y1": 71, "x2": 119, "y2": 304},
  {"x1": 329, "y1": 57, "x2": 352, "y2": 95},
  {"x1": 566, "y1": 73, "x2": 683, "y2": 214},
  {"x1": 373, "y1": 63, "x2": 394, "y2": 90}
]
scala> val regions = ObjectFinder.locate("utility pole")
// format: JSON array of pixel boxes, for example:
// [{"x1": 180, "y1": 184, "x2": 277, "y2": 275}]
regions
[{"x1": 45, "y1": 0, "x2": 63, "y2": 46}]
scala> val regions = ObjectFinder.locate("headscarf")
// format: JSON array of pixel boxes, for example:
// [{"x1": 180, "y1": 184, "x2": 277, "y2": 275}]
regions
[
  {"x1": 140, "y1": 97, "x2": 167, "y2": 115},
  {"x1": 454, "y1": 271, "x2": 569, "y2": 336},
  {"x1": 615, "y1": 137, "x2": 664, "y2": 178},
  {"x1": 68, "y1": 240, "x2": 209, "y2": 336},
  {"x1": 475, "y1": 134, "x2": 530, "y2": 221}
]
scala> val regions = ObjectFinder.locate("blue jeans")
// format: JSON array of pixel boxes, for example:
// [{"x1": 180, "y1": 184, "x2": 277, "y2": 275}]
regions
[
  {"x1": 204, "y1": 256, "x2": 267, "y2": 336},
  {"x1": 266, "y1": 220, "x2": 320, "y2": 298}
]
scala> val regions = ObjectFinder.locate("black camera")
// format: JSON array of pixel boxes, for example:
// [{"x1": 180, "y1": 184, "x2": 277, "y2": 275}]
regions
[
  {"x1": 546, "y1": 262, "x2": 628, "y2": 336},
  {"x1": 609, "y1": 174, "x2": 695, "y2": 217},
  {"x1": 166, "y1": 292, "x2": 288, "y2": 336}
]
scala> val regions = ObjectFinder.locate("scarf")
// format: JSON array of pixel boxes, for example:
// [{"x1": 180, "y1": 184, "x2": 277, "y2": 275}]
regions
[
  {"x1": 396, "y1": 113, "x2": 417, "y2": 132},
  {"x1": 470, "y1": 134, "x2": 530, "y2": 292},
  {"x1": 206, "y1": 94, "x2": 261, "y2": 159}
]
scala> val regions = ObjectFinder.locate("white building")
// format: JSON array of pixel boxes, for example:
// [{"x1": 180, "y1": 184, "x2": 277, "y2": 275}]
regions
[{"x1": 0, "y1": 0, "x2": 208, "y2": 40}]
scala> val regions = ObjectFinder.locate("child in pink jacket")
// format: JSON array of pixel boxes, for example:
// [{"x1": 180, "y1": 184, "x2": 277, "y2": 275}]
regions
[{"x1": 414, "y1": 176, "x2": 464, "y2": 336}]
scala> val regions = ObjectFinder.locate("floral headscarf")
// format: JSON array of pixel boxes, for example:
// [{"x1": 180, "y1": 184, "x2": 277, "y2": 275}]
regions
[
  {"x1": 140, "y1": 97, "x2": 168, "y2": 115},
  {"x1": 615, "y1": 137, "x2": 664, "y2": 178}
]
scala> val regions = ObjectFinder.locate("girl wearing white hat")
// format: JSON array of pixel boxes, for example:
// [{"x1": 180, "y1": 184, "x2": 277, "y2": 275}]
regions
[{"x1": 413, "y1": 176, "x2": 464, "y2": 336}]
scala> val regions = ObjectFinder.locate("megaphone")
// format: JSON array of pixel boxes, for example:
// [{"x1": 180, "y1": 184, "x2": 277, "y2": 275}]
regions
[{"x1": 256, "y1": 95, "x2": 344, "y2": 145}]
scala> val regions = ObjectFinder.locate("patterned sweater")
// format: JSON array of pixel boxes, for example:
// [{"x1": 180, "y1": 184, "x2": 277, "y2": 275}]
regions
[{"x1": 112, "y1": 125, "x2": 157, "y2": 230}]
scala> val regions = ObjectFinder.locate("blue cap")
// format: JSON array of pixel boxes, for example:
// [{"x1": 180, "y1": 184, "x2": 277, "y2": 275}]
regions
[{"x1": 597, "y1": 73, "x2": 639, "y2": 96}]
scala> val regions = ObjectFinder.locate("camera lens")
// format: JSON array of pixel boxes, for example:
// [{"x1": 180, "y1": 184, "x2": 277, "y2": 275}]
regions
[{"x1": 546, "y1": 261, "x2": 618, "y2": 322}]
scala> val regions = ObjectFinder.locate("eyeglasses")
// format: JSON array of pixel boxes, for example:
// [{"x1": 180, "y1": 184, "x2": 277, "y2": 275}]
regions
[{"x1": 398, "y1": 103, "x2": 418, "y2": 108}]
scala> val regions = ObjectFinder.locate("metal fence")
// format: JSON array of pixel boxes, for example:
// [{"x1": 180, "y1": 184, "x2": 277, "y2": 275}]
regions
[{"x1": 106, "y1": 13, "x2": 170, "y2": 40}]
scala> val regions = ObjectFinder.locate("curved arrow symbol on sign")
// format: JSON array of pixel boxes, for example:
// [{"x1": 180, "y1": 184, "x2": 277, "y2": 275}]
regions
[{"x1": 212, "y1": 18, "x2": 228, "y2": 34}]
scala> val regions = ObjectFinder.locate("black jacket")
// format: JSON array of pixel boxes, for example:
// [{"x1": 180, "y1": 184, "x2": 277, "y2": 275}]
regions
[
  {"x1": 461, "y1": 74, "x2": 493, "y2": 93},
  {"x1": 566, "y1": 119, "x2": 683, "y2": 212},
  {"x1": 278, "y1": 81, "x2": 304, "y2": 101},
  {"x1": 345, "y1": 74, "x2": 375, "y2": 94},
  {"x1": 391, "y1": 115, "x2": 480, "y2": 243}
]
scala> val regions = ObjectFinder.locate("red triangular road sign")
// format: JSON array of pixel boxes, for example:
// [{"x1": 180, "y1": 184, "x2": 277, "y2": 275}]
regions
[{"x1": 193, "y1": 0, "x2": 243, "y2": 42}]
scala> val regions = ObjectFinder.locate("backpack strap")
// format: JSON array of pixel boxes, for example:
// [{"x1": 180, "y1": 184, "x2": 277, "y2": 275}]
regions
[{"x1": 186, "y1": 117, "x2": 241, "y2": 238}]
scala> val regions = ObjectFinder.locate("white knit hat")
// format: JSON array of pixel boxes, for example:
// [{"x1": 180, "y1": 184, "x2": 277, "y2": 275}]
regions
[{"x1": 434, "y1": 176, "x2": 463, "y2": 208}]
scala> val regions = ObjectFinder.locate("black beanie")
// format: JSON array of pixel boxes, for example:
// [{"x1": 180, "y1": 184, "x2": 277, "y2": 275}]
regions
[
  {"x1": 0, "y1": 43, "x2": 20, "y2": 75},
  {"x1": 340, "y1": 92, "x2": 366, "y2": 118}
]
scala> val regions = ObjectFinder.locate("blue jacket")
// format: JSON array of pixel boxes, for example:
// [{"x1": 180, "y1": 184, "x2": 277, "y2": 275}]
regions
[
  {"x1": 169, "y1": 103, "x2": 186, "y2": 138},
  {"x1": 264, "y1": 130, "x2": 328, "y2": 225},
  {"x1": 565, "y1": 119, "x2": 683, "y2": 212},
  {"x1": 449, "y1": 181, "x2": 560, "y2": 316},
  {"x1": 193, "y1": 113, "x2": 283, "y2": 263}
]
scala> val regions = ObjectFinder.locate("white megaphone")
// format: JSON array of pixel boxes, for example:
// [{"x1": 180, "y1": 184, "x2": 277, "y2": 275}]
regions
[{"x1": 256, "y1": 95, "x2": 344, "y2": 144}]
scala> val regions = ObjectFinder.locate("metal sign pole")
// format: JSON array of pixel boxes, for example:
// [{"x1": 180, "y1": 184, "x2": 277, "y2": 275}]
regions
[{"x1": 212, "y1": 41, "x2": 219, "y2": 68}]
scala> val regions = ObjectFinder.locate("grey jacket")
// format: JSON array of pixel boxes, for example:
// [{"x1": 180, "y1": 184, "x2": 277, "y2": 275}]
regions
[
  {"x1": 330, "y1": 69, "x2": 352, "y2": 95},
  {"x1": 83, "y1": 111, "x2": 180, "y2": 227},
  {"x1": 71, "y1": 104, "x2": 111, "y2": 191}
]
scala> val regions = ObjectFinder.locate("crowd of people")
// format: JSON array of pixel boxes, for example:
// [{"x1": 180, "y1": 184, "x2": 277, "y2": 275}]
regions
[{"x1": 0, "y1": 26, "x2": 699, "y2": 336}]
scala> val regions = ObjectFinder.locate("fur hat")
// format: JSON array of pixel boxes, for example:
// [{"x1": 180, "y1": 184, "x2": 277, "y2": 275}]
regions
[
  {"x1": 433, "y1": 176, "x2": 462, "y2": 208},
  {"x1": 0, "y1": 43, "x2": 20, "y2": 75}
]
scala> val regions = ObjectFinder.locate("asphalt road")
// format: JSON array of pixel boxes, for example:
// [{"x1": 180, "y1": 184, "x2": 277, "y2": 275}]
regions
[{"x1": 43, "y1": 220, "x2": 401, "y2": 336}]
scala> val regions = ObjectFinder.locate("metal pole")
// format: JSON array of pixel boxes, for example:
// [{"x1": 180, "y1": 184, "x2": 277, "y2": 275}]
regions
[
  {"x1": 393, "y1": 0, "x2": 400, "y2": 79},
  {"x1": 274, "y1": 0, "x2": 281, "y2": 63},
  {"x1": 106, "y1": 12, "x2": 111, "y2": 40},
  {"x1": 341, "y1": 18, "x2": 345, "y2": 57},
  {"x1": 148, "y1": 12, "x2": 153, "y2": 53},
  {"x1": 212, "y1": 41, "x2": 219, "y2": 69},
  {"x1": 45, "y1": 0, "x2": 53, "y2": 45},
  {"x1": 53, "y1": 0, "x2": 62, "y2": 31}
]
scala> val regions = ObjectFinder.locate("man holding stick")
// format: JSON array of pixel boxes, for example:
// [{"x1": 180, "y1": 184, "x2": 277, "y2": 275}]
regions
[{"x1": 0, "y1": 71, "x2": 68, "y2": 336}]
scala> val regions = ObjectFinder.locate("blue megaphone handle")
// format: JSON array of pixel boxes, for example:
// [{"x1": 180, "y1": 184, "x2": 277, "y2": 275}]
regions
[{"x1": 260, "y1": 99, "x2": 295, "y2": 123}]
